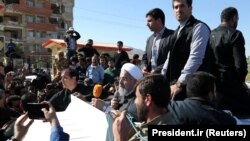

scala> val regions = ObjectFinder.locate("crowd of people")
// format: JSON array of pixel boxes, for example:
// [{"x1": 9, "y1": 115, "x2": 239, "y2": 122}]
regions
[{"x1": 0, "y1": 0, "x2": 250, "y2": 140}]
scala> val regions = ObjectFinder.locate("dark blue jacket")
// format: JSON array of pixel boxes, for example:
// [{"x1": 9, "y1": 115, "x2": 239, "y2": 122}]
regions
[{"x1": 168, "y1": 97, "x2": 236, "y2": 125}]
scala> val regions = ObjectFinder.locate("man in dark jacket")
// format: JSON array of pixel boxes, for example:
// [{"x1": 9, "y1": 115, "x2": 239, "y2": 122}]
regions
[
  {"x1": 5, "y1": 39, "x2": 16, "y2": 58},
  {"x1": 168, "y1": 71, "x2": 236, "y2": 125},
  {"x1": 64, "y1": 27, "x2": 81, "y2": 60},
  {"x1": 113, "y1": 41, "x2": 130, "y2": 71},
  {"x1": 209, "y1": 7, "x2": 250, "y2": 117},
  {"x1": 142, "y1": 8, "x2": 174, "y2": 74},
  {"x1": 78, "y1": 39, "x2": 99, "y2": 58}
]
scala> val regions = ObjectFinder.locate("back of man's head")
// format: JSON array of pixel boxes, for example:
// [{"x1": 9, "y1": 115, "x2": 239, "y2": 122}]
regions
[
  {"x1": 58, "y1": 51, "x2": 64, "y2": 58},
  {"x1": 186, "y1": 71, "x2": 215, "y2": 99},
  {"x1": 66, "y1": 68, "x2": 79, "y2": 81},
  {"x1": 137, "y1": 74, "x2": 170, "y2": 108},
  {"x1": 6, "y1": 95, "x2": 21, "y2": 108},
  {"x1": 21, "y1": 92, "x2": 37, "y2": 111},
  {"x1": 87, "y1": 39, "x2": 93, "y2": 46},
  {"x1": 221, "y1": 7, "x2": 238, "y2": 22},
  {"x1": 133, "y1": 54, "x2": 139, "y2": 60},
  {"x1": 117, "y1": 41, "x2": 123, "y2": 46}
]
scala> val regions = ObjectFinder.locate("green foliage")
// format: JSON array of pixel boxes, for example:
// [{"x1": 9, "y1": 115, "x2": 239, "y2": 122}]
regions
[
  {"x1": 15, "y1": 43, "x2": 23, "y2": 54},
  {"x1": 246, "y1": 75, "x2": 250, "y2": 82},
  {"x1": 247, "y1": 65, "x2": 250, "y2": 82}
]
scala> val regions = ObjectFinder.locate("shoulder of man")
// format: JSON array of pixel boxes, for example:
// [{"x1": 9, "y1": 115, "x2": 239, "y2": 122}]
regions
[
  {"x1": 194, "y1": 18, "x2": 211, "y2": 32},
  {"x1": 163, "y1": 27, "x2": 175, "y2": 36}
]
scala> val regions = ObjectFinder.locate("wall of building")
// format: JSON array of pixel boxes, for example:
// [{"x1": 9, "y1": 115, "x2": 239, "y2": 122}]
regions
[{"x1": 0, "y1": 0, "x2": 74, "y2": 67}]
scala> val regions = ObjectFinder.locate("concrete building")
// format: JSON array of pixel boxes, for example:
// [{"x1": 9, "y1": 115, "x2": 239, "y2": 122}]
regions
[{"x1": 0, "y1": 0, "x2": 74, "y2": 67}]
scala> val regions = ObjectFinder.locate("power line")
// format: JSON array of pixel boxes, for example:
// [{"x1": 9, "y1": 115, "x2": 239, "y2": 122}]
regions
[
  {"x1": 74, "y1": 6, "x2": 145, "y2": 22},
  {"x1": 74, "y1": 15, "x2": 146, "y2": 30},
  {"x1": 73, "y1": 6, "x2": 150, "y2": 31}
]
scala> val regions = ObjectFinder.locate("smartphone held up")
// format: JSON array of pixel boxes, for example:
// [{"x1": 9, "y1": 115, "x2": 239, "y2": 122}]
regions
[{"x1": 26, "y1": 103, "x2": 49, "y2": 119}]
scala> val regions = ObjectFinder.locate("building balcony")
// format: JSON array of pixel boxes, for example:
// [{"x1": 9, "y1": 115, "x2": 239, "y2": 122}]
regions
[
  {"x1": 26, "y1": 23, "x2": 56, "y2": 31},
  {"x1": 1, "y1": 20, "x2": 23, "y2": 27},
  {"x1": 62, "y1": 13, "x2": 73, "y2": 21},
  {"x1": 24, "y1": 51, "x2": 50, "y2": 57},
  {"x1": 4, "y1": 37, "x2": 24, "y2": 43},
  {"x1": 12, "y1": 3, "x2": 52, "y2": 16},
  {"x1": 62, "y1": 0, "x2": 74, "y2": 7},
  {"x1": 50, "y1": 0, "x2": 58, "y2": 4},
  {"x1": 3, "y1": 27, "x2": 23, "y2": 40},
  {"x1": 50, "y1": 0, "x2": 74, "y2": 7}
]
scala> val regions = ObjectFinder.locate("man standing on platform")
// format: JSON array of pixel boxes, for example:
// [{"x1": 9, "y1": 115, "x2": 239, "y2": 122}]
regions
[
  {"x1": 64, "y1": 27, "x2": 81, "y2": 60},
  {"x1": 142, "y1": 8, "x2": 174, "y2": 75}
]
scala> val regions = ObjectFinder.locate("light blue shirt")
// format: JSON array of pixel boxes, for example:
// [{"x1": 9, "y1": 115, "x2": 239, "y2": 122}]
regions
[
  {"x1": 151, "y1": 27, "x2": 165, "y2": 69},
  {"x1": 161, "y1": 22, "x2": 210, "y2": 84},
  {"x1": 50, "y1": 125, "x2": 69, "y2": 141},
  {"x1": 86, "y1": 64, "x2": 104, "y2": 84}
]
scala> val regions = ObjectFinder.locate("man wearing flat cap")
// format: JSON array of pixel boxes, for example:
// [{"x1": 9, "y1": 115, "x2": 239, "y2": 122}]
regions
[{"x1": 64, "y1": 27, "x2": 81, "y2": 60}]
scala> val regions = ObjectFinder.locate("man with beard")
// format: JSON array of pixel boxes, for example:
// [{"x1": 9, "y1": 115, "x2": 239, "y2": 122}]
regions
[
  {"x1": 113, "y1": 74, "x2": 178, "y2": 141},
  {"x1": 91, "y1": 63, "x2": 143, "y2": 121}
]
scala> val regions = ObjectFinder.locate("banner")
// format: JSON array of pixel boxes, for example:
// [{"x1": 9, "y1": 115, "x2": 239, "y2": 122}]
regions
[{"x1": 24, "y1": 95, "x2": 109, "y2": 141}]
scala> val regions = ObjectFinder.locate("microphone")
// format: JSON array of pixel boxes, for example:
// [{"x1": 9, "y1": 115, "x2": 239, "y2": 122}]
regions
[{"x1": 93, "y1": 84, "x2": 103, "y2": 98}]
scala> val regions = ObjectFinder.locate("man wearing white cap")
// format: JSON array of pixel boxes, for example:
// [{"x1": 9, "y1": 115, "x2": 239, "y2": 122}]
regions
[
  {"x1": 92, "y1": 63, "x2": 143, "y2": 121},
  {"x1": 64, "y1": 27, "x2": 81, "y2": 60}
]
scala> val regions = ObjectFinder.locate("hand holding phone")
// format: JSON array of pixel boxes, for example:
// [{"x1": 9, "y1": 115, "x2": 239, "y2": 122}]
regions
[
  {"x1": 26, "y1": 103, "x2": 49, "y2": 119},
  {"x1": 40, "y1": 102, "x2": 60, "y2": 127}
]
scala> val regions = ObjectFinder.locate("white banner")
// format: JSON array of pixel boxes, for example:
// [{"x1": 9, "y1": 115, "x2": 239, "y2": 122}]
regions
[{"x1": 24, "y1": 95, "x2": 109, "y2": 141}]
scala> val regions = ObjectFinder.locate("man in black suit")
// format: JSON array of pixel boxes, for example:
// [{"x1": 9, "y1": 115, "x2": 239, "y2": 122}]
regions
[
  {"x1": 78, "y1": 39, "x2": 99, "y2": 58},
  {"x1": 114, "y1": 41, "x2": 130, "y2": 71},
  {"x1": 142, "y1": 8, "x2": 174, "y2": 74}
]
